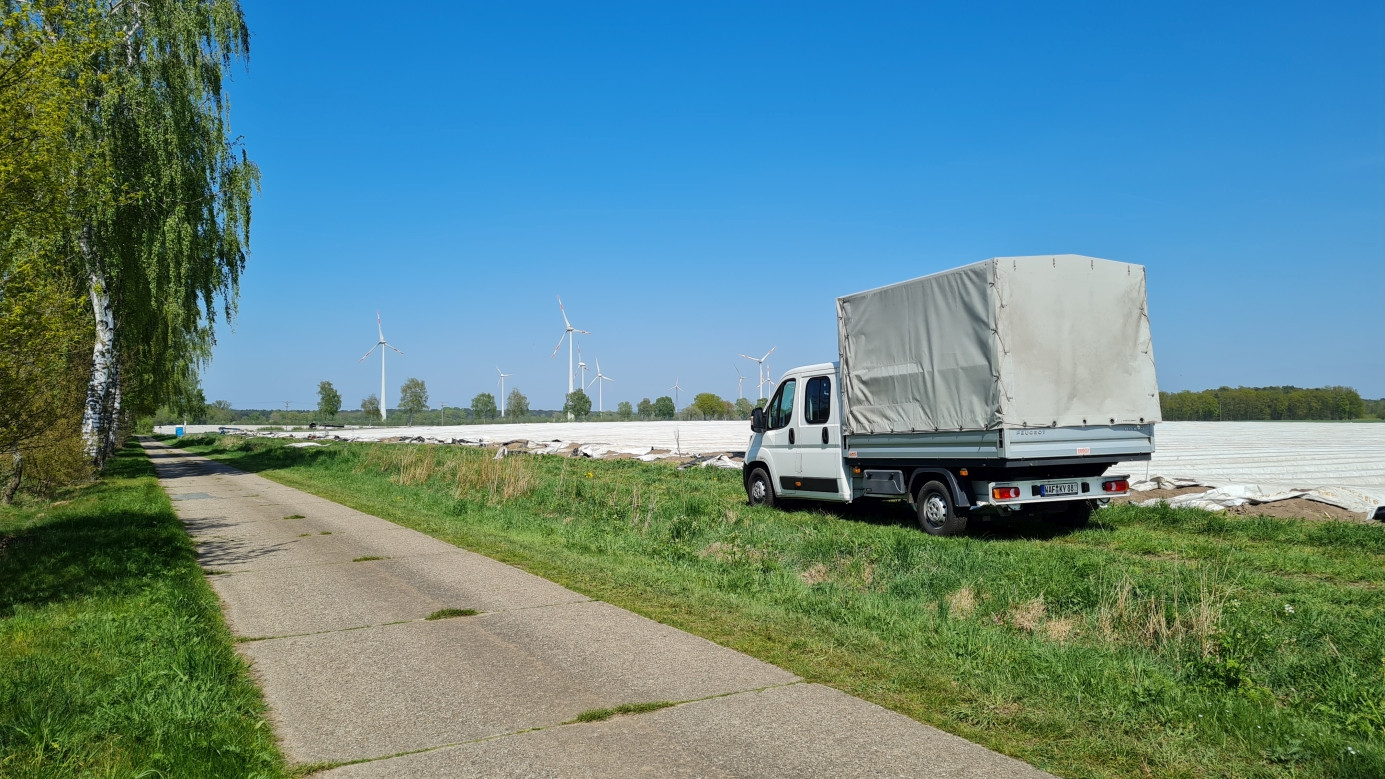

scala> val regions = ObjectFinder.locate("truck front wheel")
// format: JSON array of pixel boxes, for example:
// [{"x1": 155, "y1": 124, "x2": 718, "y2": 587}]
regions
[
  {"x1": 746, "y1": 467, "x2": 776, "y2": 508},
  {"x1": 916, "y1": 480, "x2": 967, "y2": 536}
]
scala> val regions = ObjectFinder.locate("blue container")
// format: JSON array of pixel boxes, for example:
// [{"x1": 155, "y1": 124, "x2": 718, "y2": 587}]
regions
[{"x1": 175, "y1": 426, "x2": 185, "y2": 437}]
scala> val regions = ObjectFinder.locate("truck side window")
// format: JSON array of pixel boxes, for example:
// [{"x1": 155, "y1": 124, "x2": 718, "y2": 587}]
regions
[
  {"x1": 804, "y1": 376, "x2": 831, "y2": 424},
  {"x1": 767, "y1": 379, "x2": 796, "y2": 430}
]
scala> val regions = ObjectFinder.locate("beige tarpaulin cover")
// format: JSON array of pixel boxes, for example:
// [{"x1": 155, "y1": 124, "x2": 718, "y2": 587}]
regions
[{"x1": 836, "y1": 255, "x2": 1161, "y2": 434}]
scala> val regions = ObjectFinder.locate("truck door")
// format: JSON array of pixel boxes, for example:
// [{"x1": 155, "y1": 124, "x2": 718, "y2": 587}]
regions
[
  {"x1": 759, "y1": 378, "x2": 798, "y2": 491},
  {"x1": 794, "y1": 373, "x2": 848, "y2": 500}
]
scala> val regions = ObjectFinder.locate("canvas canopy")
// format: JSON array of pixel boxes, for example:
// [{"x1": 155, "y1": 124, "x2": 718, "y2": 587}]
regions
[{"x1": 836, "y1": 255, "x2": 1161, "y2": 434}]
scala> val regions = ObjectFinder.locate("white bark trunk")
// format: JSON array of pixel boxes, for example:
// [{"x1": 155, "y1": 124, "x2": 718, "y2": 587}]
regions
[
  {"x1": 81, "y1": 229, "x2": 116, "y2": 463},
  {"x1": 103, "y1": 351, "x2": 122, "y2": 459}
]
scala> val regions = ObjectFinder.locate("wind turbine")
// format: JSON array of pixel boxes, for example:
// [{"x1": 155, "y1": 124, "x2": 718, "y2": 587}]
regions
[
  {"x1": 577, "y1": 347, "x2": 589, "y2": 392},
  {"x1": 670, "y1": 378, "x2": 683, "y2": 413},
  {"x1": 359, "y1": 311, "x2": 403, "y2": 422},
  {"x1": 733, "y1": 365, "x2": 746, "y2": 399},
  {"x1": 550, "y1": 295, "x2": 590, "y2": 400},
  {"x1": 739, "y1": 347, "x2": 776, "y2": 399},
  {"x1": 496, "y1": 367, "x2": 512, "y2": 417},
  {"x1": 587, "y1": 359, "x2": 614, "y2": 413}
]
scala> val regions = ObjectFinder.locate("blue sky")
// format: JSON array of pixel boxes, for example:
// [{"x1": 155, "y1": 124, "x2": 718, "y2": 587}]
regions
[{"x1": 202, "y1": 1, "x2": 1385, "y2": 411}]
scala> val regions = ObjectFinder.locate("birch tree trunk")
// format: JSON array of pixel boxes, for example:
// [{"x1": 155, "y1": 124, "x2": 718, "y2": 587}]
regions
[
  {"x1": 102, "y1": 349, "x2": 122, "y2": 460},
  {"x1": 80, "y1": 227, "x2": 116, "y2": 465}
]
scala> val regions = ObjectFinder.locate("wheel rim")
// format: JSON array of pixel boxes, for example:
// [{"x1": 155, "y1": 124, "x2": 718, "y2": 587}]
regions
[
  {"x1": 922, "y1": 493, "x2": 949, "y2": 527},
  {"x1": 751, "y1": 477, "x2": 767, "y2": 502}
]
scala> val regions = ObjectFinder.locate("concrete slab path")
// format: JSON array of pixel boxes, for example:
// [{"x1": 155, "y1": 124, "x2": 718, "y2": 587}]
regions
[{"x1": 142, "y1": 439, "x2": 1052, "y2": 777}]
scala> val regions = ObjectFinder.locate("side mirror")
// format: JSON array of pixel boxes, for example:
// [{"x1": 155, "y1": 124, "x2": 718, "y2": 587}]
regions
[{"x1": 750, "y1": 407, "x2": 766, "y2": 434}]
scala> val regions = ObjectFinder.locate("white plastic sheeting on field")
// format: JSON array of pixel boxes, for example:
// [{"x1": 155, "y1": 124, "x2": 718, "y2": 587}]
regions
[
  {"x1": 160, "y1": 420, "x2": 1385, "y2": 517},
  {"x1": 1109, "y1": 422, "x2": 1385, "y2": 517}
]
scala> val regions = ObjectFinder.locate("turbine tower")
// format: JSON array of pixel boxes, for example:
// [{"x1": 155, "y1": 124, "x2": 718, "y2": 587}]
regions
[
  {"x1": 587, "y1": 357, "x2": 614, "y2": 413},
  {"x1": 739, "y1": 346, "x2": 776, "y2": 399},
  {"x1": 359, "y1": 311, "x2": 403, "y2": 422},
  {"x1": 550, "y1": 295, "x2": 590, "y2": 401},
  {"x1": 577, "y1": 347, "x2": 589, "y2": 392},
  {"x1": 496, "y1": 367, "x2": 512, "y2": 417},
  {"x1": 734, "y1": 365, "x2": 746, "y2": 399}
]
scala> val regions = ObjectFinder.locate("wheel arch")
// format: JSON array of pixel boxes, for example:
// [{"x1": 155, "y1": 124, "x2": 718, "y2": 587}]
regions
[{"x1": 906, "y1": 468, "x2": 971, "y2": 509}]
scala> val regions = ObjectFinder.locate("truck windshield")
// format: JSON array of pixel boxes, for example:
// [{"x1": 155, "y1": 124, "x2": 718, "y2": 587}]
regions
[{"x1": 768, "y1": 379, "x2": 796, "y2": 430}]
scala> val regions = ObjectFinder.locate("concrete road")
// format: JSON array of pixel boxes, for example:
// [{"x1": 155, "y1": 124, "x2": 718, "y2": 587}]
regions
[{"x1": 142, "y1": 439, "x2": 1051, "y2": 777}]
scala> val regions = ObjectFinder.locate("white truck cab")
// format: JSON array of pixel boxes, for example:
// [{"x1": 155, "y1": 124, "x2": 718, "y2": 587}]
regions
[{"x1": 744, "y1": 363, "x2": 851, "y2": 503}]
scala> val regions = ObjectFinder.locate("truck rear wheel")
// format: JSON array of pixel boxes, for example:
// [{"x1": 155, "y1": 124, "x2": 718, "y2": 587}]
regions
[
  {"x1": 746, "y1": 467, "x2": 776, "y2": 508},
  {"x1": 916, "y1": 480, "x2": 967, "y2": 536}
]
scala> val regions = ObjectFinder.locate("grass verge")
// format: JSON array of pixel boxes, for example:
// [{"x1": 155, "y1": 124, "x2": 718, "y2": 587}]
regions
[
  {"x1": 0, "y1": 441, "x2": 286, "y2": 778},
  {"x1": 180, "y1": 434, "x2": 1385, "y2": 778}
]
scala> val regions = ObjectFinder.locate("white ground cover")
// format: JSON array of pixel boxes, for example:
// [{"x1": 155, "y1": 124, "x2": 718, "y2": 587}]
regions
[{"x1": 157, "y1": 420, "x2": 1385, "y2": 516}]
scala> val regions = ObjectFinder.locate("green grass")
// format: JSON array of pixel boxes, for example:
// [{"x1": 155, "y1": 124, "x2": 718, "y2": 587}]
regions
[
  {"x1": 568, "y1": 701, "x2": 675, "y2": 723},
  {"x1": 425, "y1": 608, "x2": 479, "y2": 620},
  {"x1": 180, "y1": 434, "x2": 1385, "y2": 778},
  {"x1": 0, "y1": 442, "x2": 286, "y2": 778}
]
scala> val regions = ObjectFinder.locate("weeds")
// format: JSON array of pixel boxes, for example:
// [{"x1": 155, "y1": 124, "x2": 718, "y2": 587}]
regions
[
  {"x1": 425, "y1": 608, "x2": 478, "y2": 620},
  {"x1": 567, "y1": 701, "x2": 674, "y2": 723}
]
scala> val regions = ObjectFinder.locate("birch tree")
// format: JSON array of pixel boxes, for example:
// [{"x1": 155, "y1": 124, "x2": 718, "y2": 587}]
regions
[{"x1": 73, "y1": 0, "x2": 258, "y2": 465}]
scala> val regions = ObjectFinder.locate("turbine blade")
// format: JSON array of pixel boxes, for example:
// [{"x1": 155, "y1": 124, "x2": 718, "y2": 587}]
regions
[
  {"x1": 575, "y1": 328, "x2": 591, "y2": 335},
  {"x1": 377, "y1": 311, "x2": 384, "y2": 342},
  {"x1": 359, "y1": 344, "x2": 381, "y2": 362},
  {"x1": 557, "y1": 295, "x2": 572, "y2": 328},
  {"x1": 386, "y1": 344, "x2": 404, "y2": 355},
  {"x1": 762, "y1": 346, "x2": 776, "y2": 361},
  {"x1": 551, "y1": 330, "x2": 568, "y2": 357}
]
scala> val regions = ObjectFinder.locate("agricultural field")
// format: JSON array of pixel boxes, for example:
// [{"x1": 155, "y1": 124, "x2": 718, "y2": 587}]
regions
[
  {"x1": 157, "y1": 421, "x2": 1385, "y2": 514},
  {"x1": 173, "y1": 434, "x2": 1385, "y2": 779}
]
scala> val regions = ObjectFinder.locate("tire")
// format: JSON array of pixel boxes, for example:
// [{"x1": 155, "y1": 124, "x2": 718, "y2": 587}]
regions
[
  {"x1": 916, "y1": 480, "x2": 967, "y2": 536},
  {"x1": 1056, "y1": 500, "x2": 1094, "y2": 528},
  {"x1": 746, "y1": 467, "x2": 776, "y2": 508}
]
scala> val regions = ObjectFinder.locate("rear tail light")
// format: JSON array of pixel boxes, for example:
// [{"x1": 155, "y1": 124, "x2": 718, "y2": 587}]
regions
[
  {"x1": 992, "y1": 486, "x2": 1020, "y2": 500},
  {"x1": 1102, "y1": 479, "x2": 1129, "y2": 493}
]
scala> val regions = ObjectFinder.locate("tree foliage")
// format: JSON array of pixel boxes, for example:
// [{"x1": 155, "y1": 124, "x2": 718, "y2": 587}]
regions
[
  {"x1": 733, "y1": 397, "x2": 755, "y2": 419},
  {"x1": 505, "y1": 388, "x2": 528, "y2": 418},
  {"x1": 0, "y1": 0, "x2": 259, "y2": 485},
  {"x1": 564, "y1": 389, "x2": 592, "y2": 419},
  {"x1": 317, "y1": 381, "x2": 341, "y2": 419},
  {"x1": 0, "y1": 262, "x2": 90, "y2": 501},
  {"x1": 471, "y1": 392, "x2": 497, "y2": 421},
  {"x1": 398, "y1": 378, "x2": 428, "y2": 424},
  {"x1": 637, "y1": 398, "x2": 652, "y2": 420},
  {"x1": 690, "y1": 393, "x2": 729, "y2": 420},
  {"x1": 616, "y1": 401, "x2": 633, "y2": 420},
  {"x1": 1160, "y1": 386, "x2": 1365, "y2": 421},
  {"x1": 360, "y1": 394, "x2": 381, "y2": 421},
  {"x1": 652, "y1": 396, "x2": 675, "y2": 420}
]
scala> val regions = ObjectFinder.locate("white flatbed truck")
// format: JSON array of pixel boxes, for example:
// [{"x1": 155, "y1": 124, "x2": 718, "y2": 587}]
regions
[{"x1": 744, "y1": 255, "x2": 1162, "y2": 535}]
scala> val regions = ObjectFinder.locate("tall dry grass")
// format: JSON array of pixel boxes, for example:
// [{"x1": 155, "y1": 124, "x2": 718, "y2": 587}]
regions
[{"x1": 353, "y1": 444, "x2": 534, "y2": 504}]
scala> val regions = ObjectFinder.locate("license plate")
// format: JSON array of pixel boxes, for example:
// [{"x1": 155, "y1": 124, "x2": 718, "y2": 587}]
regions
[{"x1": 1041, "y1": 482, "x2": 1079, "y2": 496}]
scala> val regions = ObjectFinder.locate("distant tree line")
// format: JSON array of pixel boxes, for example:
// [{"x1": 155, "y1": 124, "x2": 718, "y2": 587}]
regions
[{"x1": 1159, "y1": 386, "x2": 1368, "y2": 421}]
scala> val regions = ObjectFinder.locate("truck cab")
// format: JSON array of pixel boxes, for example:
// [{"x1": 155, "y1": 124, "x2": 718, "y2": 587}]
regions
[{"x1": 744, "y1": 363, "x2": 851, "y2": 503}]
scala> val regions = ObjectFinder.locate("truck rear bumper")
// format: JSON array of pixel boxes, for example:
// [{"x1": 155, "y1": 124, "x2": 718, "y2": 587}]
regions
[{"x1": 973, "y1": 474, "x2": 1130, "y2": 508}]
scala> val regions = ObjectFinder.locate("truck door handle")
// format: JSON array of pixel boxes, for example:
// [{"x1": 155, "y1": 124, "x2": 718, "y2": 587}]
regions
[
  {"x1": 788, "y1": 429, "x2": 795, "y2": 445},
  {"x1": 821, "y1": 427, "x2": 829, "y2": 445}
]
